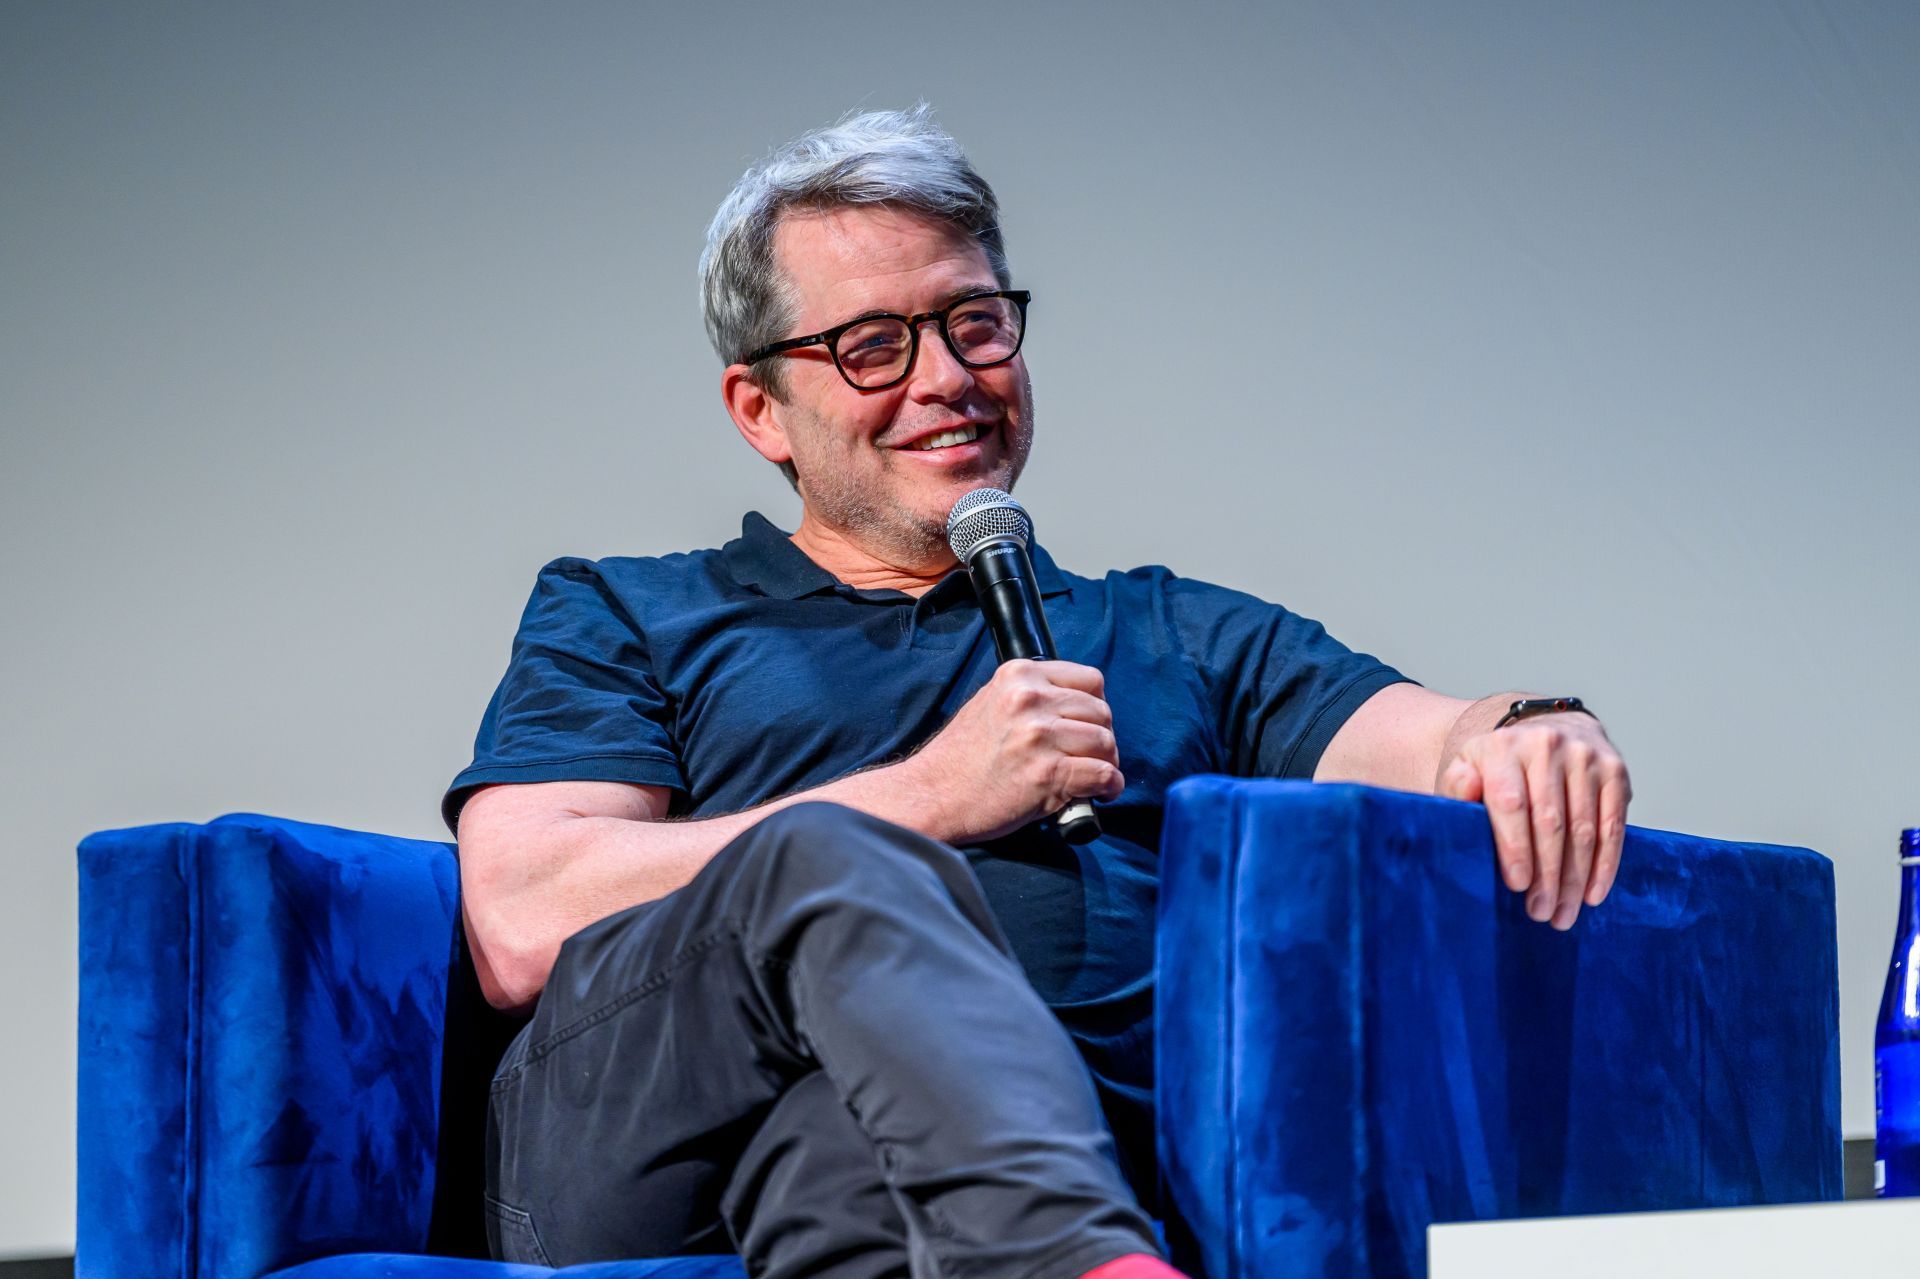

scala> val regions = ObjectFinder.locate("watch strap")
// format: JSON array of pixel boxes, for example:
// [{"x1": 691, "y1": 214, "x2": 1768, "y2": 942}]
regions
[{"x1": 1495, "y1": 696, "x2": 1593, "y2": 730}]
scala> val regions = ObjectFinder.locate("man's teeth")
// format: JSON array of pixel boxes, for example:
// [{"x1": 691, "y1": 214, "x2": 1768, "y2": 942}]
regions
[{"x1": 911, "y1": 425, "x2": 981, "y2": 450}]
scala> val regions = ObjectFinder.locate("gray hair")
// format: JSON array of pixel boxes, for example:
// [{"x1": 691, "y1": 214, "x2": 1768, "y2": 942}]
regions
[{"x1": 699, "y1": 105, "x2": 1012, "y2": 488}]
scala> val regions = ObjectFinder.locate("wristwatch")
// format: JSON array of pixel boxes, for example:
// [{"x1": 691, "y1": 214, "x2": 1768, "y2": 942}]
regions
[{"x1": 1494, "y1": 696, "x2": 1594, "y2": 730}]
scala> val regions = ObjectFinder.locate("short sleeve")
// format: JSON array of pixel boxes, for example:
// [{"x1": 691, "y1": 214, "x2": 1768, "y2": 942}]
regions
[
  {"x1": 1163, "y1": 574, "x2": 1413, "y2": 780},
  {"x1": 441, "y1": 558, "x2": 686, "y2": 833}
]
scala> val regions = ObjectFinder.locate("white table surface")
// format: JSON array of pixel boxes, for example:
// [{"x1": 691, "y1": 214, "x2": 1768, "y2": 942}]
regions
[{"x1": 1428, "y1": 1197, "x2": 1918, "y2": 1278}]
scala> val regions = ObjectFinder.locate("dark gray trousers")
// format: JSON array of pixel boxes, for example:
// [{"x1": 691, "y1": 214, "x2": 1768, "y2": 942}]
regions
[{"x1": 485, "y1": 802, "x2": 1160, "y2": 1279}]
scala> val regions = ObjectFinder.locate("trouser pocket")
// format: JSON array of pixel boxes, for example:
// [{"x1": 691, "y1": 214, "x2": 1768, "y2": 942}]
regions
[{"x1": 484, "y1": 1194, "x2": 553, "y2": 1267}]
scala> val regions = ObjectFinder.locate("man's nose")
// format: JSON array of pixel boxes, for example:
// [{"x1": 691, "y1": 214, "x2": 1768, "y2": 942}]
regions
[{"x1": 904, "y1": 319, "x2": 975, "y2": 401}]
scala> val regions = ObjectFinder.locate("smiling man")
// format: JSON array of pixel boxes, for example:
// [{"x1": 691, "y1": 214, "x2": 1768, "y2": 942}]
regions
[
  {"x1": 724, "y1": 202, "x2": 1035, "y2": 587},
  {"x1": 446, "y1": 106, "x2": 1631, "y2": 1279}
]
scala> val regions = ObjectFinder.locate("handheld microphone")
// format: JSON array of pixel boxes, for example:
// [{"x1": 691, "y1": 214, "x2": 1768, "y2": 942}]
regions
[{"x1": 946, "y1": 488, "x2": 1103, "y2": 845}]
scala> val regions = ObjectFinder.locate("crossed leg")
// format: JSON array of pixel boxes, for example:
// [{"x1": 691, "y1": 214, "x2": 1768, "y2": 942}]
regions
[{"x1": 484, "y1": 802, "x2": 1161, "y2": 1279}]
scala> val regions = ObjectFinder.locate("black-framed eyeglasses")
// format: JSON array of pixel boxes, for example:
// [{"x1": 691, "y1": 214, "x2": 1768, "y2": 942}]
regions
[{"x1": 743, "y1": 289, "x2": 1031, "y2": 390}]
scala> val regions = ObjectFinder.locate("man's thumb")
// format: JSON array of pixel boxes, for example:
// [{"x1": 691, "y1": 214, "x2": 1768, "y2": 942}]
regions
[{"x1": 1440, "y1": 758, "x2": 1483, "y2": 803}]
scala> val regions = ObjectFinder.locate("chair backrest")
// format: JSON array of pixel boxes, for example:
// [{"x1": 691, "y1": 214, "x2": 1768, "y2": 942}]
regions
[{"x1": 78, "y1": 814, "x2": 517, "y2": 1278}]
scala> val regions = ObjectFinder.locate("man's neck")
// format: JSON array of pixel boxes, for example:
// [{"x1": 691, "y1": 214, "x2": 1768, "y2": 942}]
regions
[{"x1": 789, "y1": 511, "x2": 956, "y2": 598}]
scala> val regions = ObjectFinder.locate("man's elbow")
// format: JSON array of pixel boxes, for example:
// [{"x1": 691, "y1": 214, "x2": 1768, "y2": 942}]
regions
[
  {"x1": 453, "y1": 779, "x2": 676, "y2": 1010},
  {"x1": 457, "y1": 825, "x2": 566, "y2": 1012},
  {"x1": 464, "y1": 900, "x2": 558, "y2": 1013}
]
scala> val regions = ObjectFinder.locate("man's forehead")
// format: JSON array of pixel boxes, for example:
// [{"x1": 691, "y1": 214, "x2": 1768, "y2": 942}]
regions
[{"x1": 772, "y1": 205, "x2": 996, "y2": 321}]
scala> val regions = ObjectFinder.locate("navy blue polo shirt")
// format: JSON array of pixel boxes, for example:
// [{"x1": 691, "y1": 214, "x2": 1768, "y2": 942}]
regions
[{"x1": 446, "y1": 510, "x2": 1408, "y2": 1188}]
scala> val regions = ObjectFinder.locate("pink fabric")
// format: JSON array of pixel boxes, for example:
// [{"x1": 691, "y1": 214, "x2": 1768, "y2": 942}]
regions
[{"x1": 1080, "y1": 1254, "x2": 1189, "y2": 1279}]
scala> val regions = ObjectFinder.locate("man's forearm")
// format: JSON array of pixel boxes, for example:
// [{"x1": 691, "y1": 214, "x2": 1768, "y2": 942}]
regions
[
  {"x1": 541, "y1": 757, "x2": 954, "y2": 906},
  {"x1": 461, "y1": 755, "x2": 954, "y2": 1010}
]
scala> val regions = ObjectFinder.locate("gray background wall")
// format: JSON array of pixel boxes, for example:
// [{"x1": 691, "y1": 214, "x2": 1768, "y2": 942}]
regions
[{"x1": 3, "y1": 0, "x2": 1915, "y2": 1258}]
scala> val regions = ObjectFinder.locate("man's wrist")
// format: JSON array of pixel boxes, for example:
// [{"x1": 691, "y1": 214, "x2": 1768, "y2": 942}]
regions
[
  {"x1": 1438, "y1": 692, "x2": 1525, "y2": 775},
  {"x1": 1434, "y1": 691, "x2": 1603, "y2": 790},
  {"x1": 868, "y1": 751, "x2": 959, "y2": 844}
]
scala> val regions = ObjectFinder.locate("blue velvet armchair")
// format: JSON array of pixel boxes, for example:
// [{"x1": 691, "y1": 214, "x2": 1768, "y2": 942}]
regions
[{"x1": 76, "y1": 780, "x2": 1843, "y2": 1279}]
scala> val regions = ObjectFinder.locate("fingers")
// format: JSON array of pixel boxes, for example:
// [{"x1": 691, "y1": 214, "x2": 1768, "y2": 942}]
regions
[
  {"x1": 1488, "y1": 721, "x2": 1631, "y2": 924},
  {"x1": 997, "y1": 661, "x2": 1112, "y2": 727},
  {"x1": 1047, "y1": 717, "x2": 1120, "y2": 770},
  {"x1": 1038, "y1": 714, "x2": 1124, "y2": 802},
  {"x1": 1060, "y1": 753, "x2": 1127, "y2": 802},
  {"x1": 1052, "y1": 690, "x2": 1115, "y2": 729},
  {"x1": 1456, "y1": 716, "x2": 1631, "y2": 926},
  {"x1": 1479, "y1": 755, "x2": 1536, "y2": 895},
  {"x1": 1587, "y1": 758, "x2": 1631, "y2": 907},
  {"x1": 1444, "y1": 758, "x2": 1553, "y2": 897},
  {"x1": 1554, "y1": 742, "x2": 1599, "y2": 930},
  {"x1": 1012, "y1": 658, "x2": 1106, "y2": 698},
  {"x1": 988, "y1": 660, "x2": 1125, "y2": 809},
  {"x1": 1524, "y1": 749, "x2": 1567, "y2": 924}
]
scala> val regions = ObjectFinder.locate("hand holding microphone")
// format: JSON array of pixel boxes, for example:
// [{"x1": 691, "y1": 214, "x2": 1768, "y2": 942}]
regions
[
  {"x1": 905, "y1": 658, "x2": 1122, "y2": 845},
  {"x1": 906, "y1": 489, "x2": 1112, "y2": 844}
]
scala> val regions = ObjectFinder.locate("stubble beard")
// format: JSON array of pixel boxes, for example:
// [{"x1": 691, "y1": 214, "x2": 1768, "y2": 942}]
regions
[{"x1": 791, "y1": 384, "x2": 1036, "y2": 569}]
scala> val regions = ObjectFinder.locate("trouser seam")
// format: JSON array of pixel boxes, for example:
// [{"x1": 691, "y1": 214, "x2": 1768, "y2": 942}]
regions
[{"x1": 496, "y1": 923, "x2": 744, "y2": 1087}]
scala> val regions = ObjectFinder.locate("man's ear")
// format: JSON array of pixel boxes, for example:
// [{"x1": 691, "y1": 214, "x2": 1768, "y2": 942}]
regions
[{"x1": 722, "y1": 365, "x2": 792, "y2": 467}]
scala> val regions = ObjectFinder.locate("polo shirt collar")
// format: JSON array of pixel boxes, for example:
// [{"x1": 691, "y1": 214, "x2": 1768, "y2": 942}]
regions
[{"x1": 723, "y1": 510, "x2": 1071, "y2": 601}]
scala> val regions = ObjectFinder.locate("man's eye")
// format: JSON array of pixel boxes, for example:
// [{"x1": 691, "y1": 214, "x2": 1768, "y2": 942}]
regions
[
  {"x1": 950, "y1": 311, "x2": 1010, "y2": 345},
  {"x1": 839, "y1": 327, "x2": 908, "y2": 366}
]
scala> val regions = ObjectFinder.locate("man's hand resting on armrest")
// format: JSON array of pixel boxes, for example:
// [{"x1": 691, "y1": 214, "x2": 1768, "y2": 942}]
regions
[
  {"x1": 456, "y1": 657, "x2": 1123, "y2": 1012},
  {"x1": 1316, "y1": 682, "x2": 1632, "y2": 932}
]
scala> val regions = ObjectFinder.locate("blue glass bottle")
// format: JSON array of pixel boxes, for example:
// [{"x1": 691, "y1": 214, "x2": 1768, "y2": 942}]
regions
[{"x1": 1876, "y1": 827, "x2": 1920, "y2": 1196}]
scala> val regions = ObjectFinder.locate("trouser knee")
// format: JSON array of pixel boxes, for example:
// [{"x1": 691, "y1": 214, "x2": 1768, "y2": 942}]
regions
[{"x1": 721, "y1": 802, "x2": 1010, "y2": 956}]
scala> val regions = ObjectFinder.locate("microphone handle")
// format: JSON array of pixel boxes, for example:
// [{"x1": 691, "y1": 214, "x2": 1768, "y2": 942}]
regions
[{"x1": 968, "y1": 542, "x2": 1103, "y2": 845}]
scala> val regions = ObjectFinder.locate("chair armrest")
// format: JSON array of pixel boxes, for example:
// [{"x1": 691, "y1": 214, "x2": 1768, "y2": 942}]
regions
[
  {"x1": 1156, "y1": 778, "x2": 1842, "y2": 1279},
  {"x1": 78, "y1": 814, "x2": 460, "y2": 1279}
]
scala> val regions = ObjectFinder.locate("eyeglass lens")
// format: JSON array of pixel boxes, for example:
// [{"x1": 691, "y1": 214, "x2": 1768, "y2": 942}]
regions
[{"x1": 833, "y1": 295, "x2": 1023, "y2": 387}]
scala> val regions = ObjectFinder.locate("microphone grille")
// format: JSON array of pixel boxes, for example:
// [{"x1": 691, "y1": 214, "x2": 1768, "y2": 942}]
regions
[{"x1": 946, "y1": 487, "x2": 1032, "y2": 563}]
